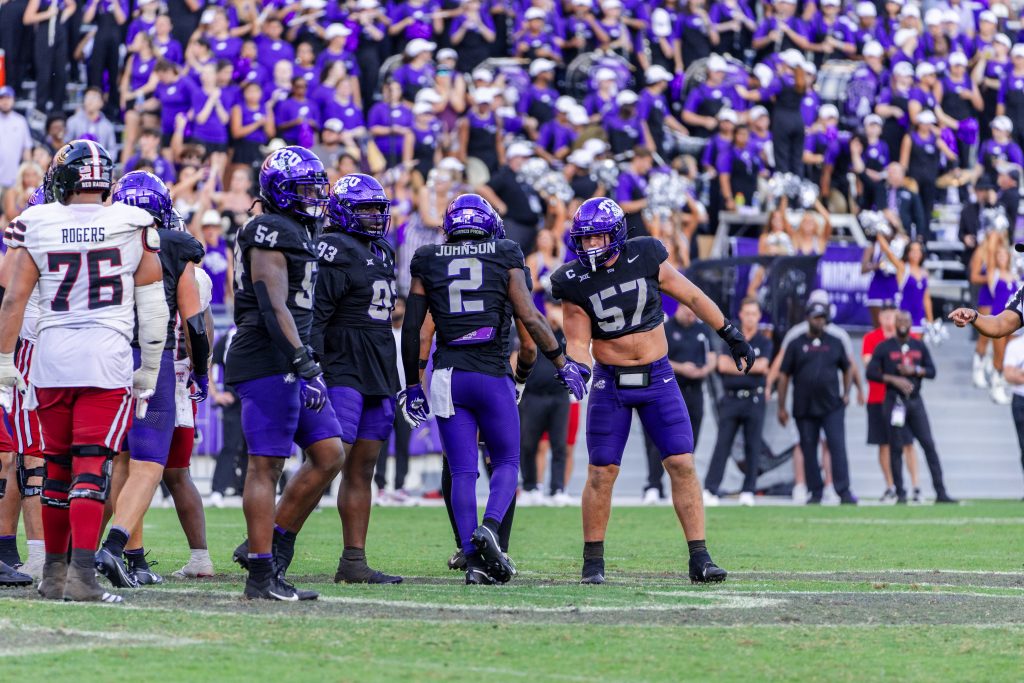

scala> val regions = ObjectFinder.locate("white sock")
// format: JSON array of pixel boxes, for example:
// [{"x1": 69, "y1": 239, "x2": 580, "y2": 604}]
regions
[
  {"x1": 190, "y1": 548, "x2": 211, "y2": 564},
  {"x1": 27, "y1": 540, "x2": 44, "y2": 561}
]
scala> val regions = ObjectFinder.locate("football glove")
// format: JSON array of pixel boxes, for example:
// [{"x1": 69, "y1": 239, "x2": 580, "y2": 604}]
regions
[
  {"x1": 291, "y1": 345, "x2": 323, "y2": 381},
  {"x1": 133, "y1": 367, "x2": 159, "y2": 419},
  {"x1": 189, "y1": 373, "x2": 209, "y2": 403},
  {"x1": 557, "y1": 356, "x2": 591, "y2": 401},
  {"x1": 300, "y1": 375, "x2": 329, "y2": 413},
  {"x1": 717, "y1": 323, "x2": 755, "y2": 374},
  {"x1": 0, "y1": 352, "x2": 26, "y2": 395},
  {"x1": 515, "y1": 380, "x2": 527, "y2": 405},
  {"x1": 399, "y1": 384, "x2": 430, "y2": 428}
]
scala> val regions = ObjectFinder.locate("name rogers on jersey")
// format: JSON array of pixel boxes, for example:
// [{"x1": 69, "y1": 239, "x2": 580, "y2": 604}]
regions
[
  {"x1": 434, "y1": 242, "x2": 497, "y2": 256},
  {"x1": 61, "y1": 227, "x2": 106, "y2": 243}
]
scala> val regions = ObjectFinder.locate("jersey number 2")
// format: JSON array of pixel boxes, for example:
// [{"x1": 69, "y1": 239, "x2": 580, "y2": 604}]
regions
[
  {"x1": 589, "y1": 278, "x2": 647, "y2": 334},
  {"x1": 47, "y1": 249, "x2": 124, "y2": 312},
  {"x1": 447, "y1": 258, "x2": 483, "y2": 314}
]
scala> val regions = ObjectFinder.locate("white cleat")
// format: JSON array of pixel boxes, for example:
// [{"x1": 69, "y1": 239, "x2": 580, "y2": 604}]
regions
[
  {"x1": 702, "y1": 489, "x2": 720, "y2": 507},
  {"x1": 791, "y1": 483, "x2": 808, "y2": 505},
  {"x1": 642, "y1": 487, "x2": 661, "y2": 506},
  {"x1": 972, "y1": 354, "x2": 989, "y2": 389},
  {"x1": 209, "y1": 491, "x2": 225, "y2": 509},
  {"x1": 991, "y1": 375, "x2": 1012, "y2": 405},
  {"x1": 550, "y1": 490, "x2": 575, "y2": 507},
  {"x1": 738, "y1": 491, "x2": 755, "y2": 507},
  {"x1": 518, "y1": 489, "x2": 545, "y2": 507},
  {"x1": 171, "y1": 556, "x2": 215, "y2": 579},
  {"x1": 822, "y1": 486, "x2": 841, "y2": 506}
]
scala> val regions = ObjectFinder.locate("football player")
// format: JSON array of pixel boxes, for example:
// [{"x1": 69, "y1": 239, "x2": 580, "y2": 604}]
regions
[
  {"x1": 0, "y1": 140, "x2": 170, "y2": 602},
  {"x1": 0, "y1": 185, "x2": 46, "y2": 587},
  {"x1": 227, "y1": 146, "x2": 344, "y2": 601},
  {"x1": 550, "y1": 198, "x2": 753, "y2": 585},
  {"x1": 402, "y1": 194, "x2": 589, "y2": 584},
  {"x1": 311, "y1": 174, "x2": 402, "y2": 584},
  {"x1": 96, "y1": 171, "x2": 207, "y2": 588}
]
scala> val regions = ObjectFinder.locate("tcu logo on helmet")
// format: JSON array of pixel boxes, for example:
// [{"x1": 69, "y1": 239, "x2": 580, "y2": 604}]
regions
[
  {"x1": 597, "y1": 199, "x2": 622, "y2": 218},
  {"x1": 335, "y1": 175, "x2": 362, "y2": 193},
  {"x1": 268, "y1": 149, "x2": 303, "y2": 171}
]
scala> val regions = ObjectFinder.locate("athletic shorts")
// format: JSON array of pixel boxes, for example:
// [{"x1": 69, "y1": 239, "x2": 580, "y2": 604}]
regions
[
  {"x1": 35, "y1": 386, "x2": 133, "y2": 455},
  {"x1": 127, "y1": 349, "x2": 177, "y2": 465},
  {"x1": 329, "y1": 386, "x2": 396, "y2": 445},
  {"x1": 0, "y1": 413, "x2": 14, "y2": 453},
  {"x1": 12, "y1": 339, "x2": 43, "y2": 456},
  {"x1": 587, "y1": 356, "x2": 694, "y2": 467},
  {"x1": 236, "y1": 373, "x2": 342, "y2": 457},
  {"x1": 166, "y1": 402, "x2": 198, "y2": 469},
  {"x1": 866, "y1": 402, "x2": 887, "y2": 446}
]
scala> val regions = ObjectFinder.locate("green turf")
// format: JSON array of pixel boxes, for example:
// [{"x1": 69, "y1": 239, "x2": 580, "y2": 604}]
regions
[{"x1": 3, "y1": 501, "x2": 1024, "y2": 682}]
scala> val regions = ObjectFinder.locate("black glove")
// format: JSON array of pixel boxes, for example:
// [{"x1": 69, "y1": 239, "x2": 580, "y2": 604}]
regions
[
  {"x1": 291, "y1": 345, "x2": 323, "y2": 381},
  {"x1": 717, "y1": 323, "x2": 755, "y2": 374}
]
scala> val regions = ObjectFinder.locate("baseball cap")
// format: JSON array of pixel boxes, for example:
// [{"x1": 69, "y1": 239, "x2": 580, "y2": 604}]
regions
[
  {"x1": 924, "y1": 8, "x2": 943, "y2": 25},
  {"x1": 864, "y1": 113, "x2": 883, "y2": 127},
  {"x1": 819, "y1": 104, "x2": 839, "y2": 120},
  {"x1": 806, "y1": 301, "x2": 830, "y2": 318},
  {"x1": 749, "y1": 105, "x2": 769, "y2": 120},
  {"x1": 438, "y1": 157, "x2": 465, "y2": 172},
  {"x1": 412, "y1": 102, "x2": 434, "y2": 116},
  {"x1": 415, "y1": 89, "x2": 443, "y2": 105},
  {"x1": 980, "y1": 10, "x2": 997, "y2": 23},
  {"x1": 616, "y1": 89, "x2": 639, "y2": 106},
  {"x1": 568, "y1": 106, "x2": 589, "y2": 126},
  {"x1": 900, "y1": 4, "x2": 920, "y2": 18},
  {"x1": 567, "y1": 149, "x2": 594, "y2": 167},
  {"x1": 915, "y1": 62, "x2": 936, "y2": 78},
  {"x1": 355, "y1": 0, "x2": 379, "y2": 7},
  {"x1": 325, "y1": 23, "x2": 351, "y2": 39},
  {"x1": 717, "y1": 108, "x2": 738, "y2": 124},
  {"x1": 707, "y1": 54, "x2": 729, "y2": 72},
  {"x1": 976, "y1": 175, "x2": 998, "y2": 191},
  {"x1": 808, "y1": 289, "x2": 830, "y2": 306},
  {"x1": 780, "y1": 49, "x2": 804, "y2": 68},
  {"x1": 506, "y1": 141, "x2": 533, "y2": 159},
  {"x1": 949, "y1": 51, "x2": 968, "y2": 67},
  {"x1": 651, "y1": 8, "x2": 673, "y2": 37},
  {"x1": 995, "y1": 34, "x2": 1013, "y2": 49},
  {"x1": 856, "y1": 1, "x2": 877, "y2": 17},
  {"x1": 405, "y1": 38, "x2": 436, "y2": 57},
  {"x1": 863, "y1": 41, "x2": 884, "y2": 58},
  {"x1": 472, "y1": 68, "x2": 493, "y2": 82},
  {"x1": 529, "y1": 58, "x2": 557, "y2": 77},
  {"x1": 821, "y1": 0, "x2": 840, "y2": 7},
  {"x1": 0, "y1": 86, "x2": 14, "y2": 98},
  {"x1": 917, "y1": 110, "x2": 937, "y2": 125},
  {"x1": 894, "y1": 28, "x2": 917, "y2": 48},
  {"x1": 993, "y1": 115, "x2": 1014, "y2": 132},
  {"x1": 525, "y1": 7, "x2": 546, "y2": 20},
  {"x1": 595, "y1": 68, "x2": 618, "y2": 82},
  {"x1": 473, "y1": 87, "x2": 497, "y2": 105},
  {"x1": 437, "y1": 47, "x2": 458, "y2": 62},
  {"x1": 1013, "y1": 43, "x2": 1024, "y2": 58},
  {"x1": 583, "y1": 138, "x2": 609, "y2": 155},
  {"x1": 323, "y1": 118, "x2": 344, "y2": 132},
  {"x1": 601, "y1": 0, "x2": 623, "y2": 8},
  {"x1": 201, "y1": 210, "x2": 222, "y2": 226},
  {"x1": 893, "y1": 61, "x2": 914, "y2": 77},
  {"x1": 645, "y1": 65, "x2": 673, "y2": 84},
  {"x1": 942, "y1": 8, "x2": 960, "y2": 23}
]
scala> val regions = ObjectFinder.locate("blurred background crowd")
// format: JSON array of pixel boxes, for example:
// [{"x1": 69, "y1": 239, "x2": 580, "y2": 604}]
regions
[{"x1": 2, "y1": 0, "x2": 1024, "y2": 504}]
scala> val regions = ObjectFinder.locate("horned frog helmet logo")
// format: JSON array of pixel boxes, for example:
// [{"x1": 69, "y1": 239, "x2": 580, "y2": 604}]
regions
[
  {"x1": 335, "y1": 175, "x2": 362, "y2": 193},
  {"x1": 269, "y1": 149, "x2": 303, "y2": 171},
  {"x1": 597, "y1": 198, "x2": 623, "y2": 219}
]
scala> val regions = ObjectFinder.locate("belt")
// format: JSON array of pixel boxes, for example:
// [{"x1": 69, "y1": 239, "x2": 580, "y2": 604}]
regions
[{"x1": 726, "y1": 387, "x2": 764, "y2": 399}]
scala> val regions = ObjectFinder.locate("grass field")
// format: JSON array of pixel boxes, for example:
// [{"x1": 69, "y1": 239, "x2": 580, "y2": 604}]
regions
[{"x1": 3, "y1": 500, "x2": 1024, "y2": 682}]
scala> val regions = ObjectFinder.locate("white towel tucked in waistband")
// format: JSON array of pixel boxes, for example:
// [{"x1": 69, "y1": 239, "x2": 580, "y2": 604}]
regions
[{"x1": 428, "y1": 367, "x2": 455, "y2": 419}]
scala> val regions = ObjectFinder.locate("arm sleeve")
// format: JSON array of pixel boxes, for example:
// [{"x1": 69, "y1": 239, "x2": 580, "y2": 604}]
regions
[{"x1": 135, "y1": 281, "x2": 171, "y2": 373}]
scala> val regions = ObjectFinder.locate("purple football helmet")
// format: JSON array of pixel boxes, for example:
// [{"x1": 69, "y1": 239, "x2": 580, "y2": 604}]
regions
[
  {"x1": 259, "y1": 146, "x2": 330, "y2": 221},
  {"x1": 26, "y1": 186, "x2": 46, "y2": 208},
  {"x1": 443, "y1": 194, "x2": 501, "y2": 241},
  {"x1": 570, "y1": 197, "x2": 627, "y2": 270},
  {"x1": 327, "y1": 173, "x2": 392, "y2": 238},
  {"x1": 112, "y1": 171, "x2": 175, "y2": 228}
]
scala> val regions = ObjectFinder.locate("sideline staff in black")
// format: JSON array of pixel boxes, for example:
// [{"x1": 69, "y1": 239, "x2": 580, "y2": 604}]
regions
[
  {"x1": 776, "y1": 301, "x2": 857, "y2": 504},
  {"x1": 866, "y1": 310, "x2": 957, "y2": 503},
  {"x1": 703, "y1": 298, "x2": 772, "y2": 506}
]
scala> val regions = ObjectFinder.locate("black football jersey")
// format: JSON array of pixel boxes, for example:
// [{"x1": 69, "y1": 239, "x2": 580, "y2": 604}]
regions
[
  {"x1": 311, "y1": 230, "x2": 399, "y2": 396},
  {"x1": 410, "y1": 238, "x2": 526, "y2": 377},
  {"x1": 226, "y1": 213, "x2": 319, "y2": 384},
  {"x1": 132, "y1": 229, "x2": 205, "y2": 350},
  {"x1": 550, "y1": 237, "x2": 668, "y2": 341}
]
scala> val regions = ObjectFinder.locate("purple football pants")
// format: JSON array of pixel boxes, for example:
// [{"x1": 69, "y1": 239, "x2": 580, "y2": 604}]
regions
[
  {"x1": 435, "y1": 370, "x2": 519, "y2": 555},
  {"x1": 127, "y1": 349, "x2": 176, "y2": 464}
]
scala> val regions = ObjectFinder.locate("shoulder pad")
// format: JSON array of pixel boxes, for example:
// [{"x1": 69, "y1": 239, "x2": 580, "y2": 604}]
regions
[
  {"x1": 496, "y1": 239, "x2": 526, "y2": 269},
  {"x1": 241, "y1": 213, "x2": 310, "y2": 253},
  {"x1": 194, "y1": 266, "x2": 214, "y2": 311},
  {"x1": 144, "y1": 226, "x2": 161, "y2": 252},
  {"x1": 316, "y1": 232, "x2": 351, "y2": 266},
  {"x1": 3, "y1": 219, "x2": 27, "y2": 250},
  {"x1": 114, "y1": 203, "x2": 158, "y2": 230}
]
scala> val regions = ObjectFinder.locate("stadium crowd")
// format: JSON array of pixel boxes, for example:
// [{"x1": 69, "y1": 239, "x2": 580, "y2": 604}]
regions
[{"x1": 1, "y1": 0, "x2": 1024, "y2": 596}]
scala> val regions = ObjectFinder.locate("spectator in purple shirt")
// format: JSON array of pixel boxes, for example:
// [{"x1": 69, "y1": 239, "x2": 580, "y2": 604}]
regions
[
  {"x1": 451, "y1": 0, "x2": 497, "y2": 73},
  {"x1": 124, "y1": 128, "x2": 178, "y2": 184},
  {"x1": 521, "y1": 58, "x2": 561, "y2": 126},
  {"x1": 583, "y1": 68, "x2": 619, "y2": 122},
  {"x1": 154, "y1": 61, "x2": 195, "y2": 147},
  {"x1": 980, "y1": 34, "x2": 1012, "y2": 132},
  {"x1": 83, "y1": 0, "x2": 129, "y2": 119},
  {"x1": 677, "y1": 0, "x2": 719, "y2": 69},
  {"x1": 979, "y1": 116, "x2": 1024, "y2": 185},
  {"x1": 803, "y1": 104, "x2": 851, "y2": 204},
  {"x1": 937, "y1": 51, "x2": 983, "y2": 166},
  {"x1": 563, "y1": 0, "x2": 606, "y2": 64},
  {"x1": 231, "y1": 80, "x2": 276, "y2": 167},
  {"x1": 850, "y1": 2, "x2": 882, "y2": 53},
  {"x1": 316, "y1": 24, "x2": 354, "y2": 73},
  {"x1": 293, "y1": 41, "x2": 320, "y2": 87},
  {"x1": 605, "y1": 90, "x2": 649, "y2": 154},
  {"x1": 537, "y1": 96, "x2": 578, "y2": 162},
  {"x1": 388, "y1": 0, "x2": 441, "y2": 42},
  {"x1": 718, "y1": 124, "x2": 762, "y2": 210},
  {"x1": 235, "y1": 41, "x2": 271, "y2": 90},
  {"x1": 752, "y1": 0, "x2": 809, "y2": 62},
  {"x1": 909, "y1": 62, "x2": 940, "y2": 126},
  {"x1": 748, "y1": 105, "x2": 773, "y2": 167},
  {"x1": 615, "y1": 146, "x2": 653, "y2": 237},
  {"x1": 411, "y1": 101, "x2": 443, "y2": 179},
  {"x1": 190, "y1": 63, "x2": 232, "y2": 153},
  {"x1": 393, "y1": 38, "x2": 437, "y2": 103},
  {"x1": 997, "y1": 45, "x2": 1024, "y2": 150},
  {"x1": 255, "y1": 18, "x2": 296, "y2": 73},
  {"x1": 642, "y1": 7, "x2": 681, "y2": 73},
  {"x1": 876, "y1": 61, "x2": 914, "y2": 156},
  {"x1": 274, "y1": 76, "x2": 320, "y2": 149},
  {"x1": 709, "y1": 0, "x2": 757, "y2": 61},
  {"x1": 319, "y1": 77, "x2": 366, "y2": 136},
  {"x1": 845, "y1": 42, "x2": 887, "y2": 126},
  {"x1": 515, "y1": 7, "x2": 563, "y2": 62},
  {"x1": 638, "y1": 65, "x2": 688, "y2": 159},
  {"x1": 850, "y1": 114, "x2": 890, "y2": 210},
  {"x1": 125, "y1": 0, "x2": 159, "y2": 46},
  {"x1": 369, "y1": 80, "x2": 415, "y2": 166},
  {"x1": 805, "y1": 0, "x2": 856, "y2": 63},
  {"x1": 596, "y1": 0, "x2": 634, "y2": 58},
  {"x1": 683, "y1": 54, "x2": 736, "y2": 138},
  {"x1": 205, "y1": 7, "x2": 243, "y2": 62},
  {"x1": 153, "y1": 14, "x2": 185, "y2": 65}
]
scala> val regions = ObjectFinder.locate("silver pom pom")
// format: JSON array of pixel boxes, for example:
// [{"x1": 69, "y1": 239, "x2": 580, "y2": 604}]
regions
[
  {"x1": 859, "y1": 211, "x2": 892, "y2": 238},
  {"x1": 797, "y1": 180, "x2": 819, "y2": 209},
  {"x1": 536, "y1": 171, "x2": 575, "y2": 203},
  {"x1": 592, "y1": 159, "x2": 620, "y2": 188},
  {"x1": 518, "y1": 157, "x2": 550, "y2": 187}
]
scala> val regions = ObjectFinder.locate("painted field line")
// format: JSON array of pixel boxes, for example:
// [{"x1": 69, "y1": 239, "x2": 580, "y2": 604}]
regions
[
  {"x1": 731, "y1": 570, "x2": 1024, "y2": 576},
  {"x1": 0, "y1": 618, "x2": 200, "y2": 658}
]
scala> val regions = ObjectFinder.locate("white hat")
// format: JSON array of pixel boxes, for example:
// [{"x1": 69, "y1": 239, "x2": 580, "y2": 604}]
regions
[
  {"x1": 572, "y1": 0, "x2": 592, "y2": 5},
  {"x1": 780, "y1": 49, "x2": 804, "y2": 68},
  {"x1": 819, "y1": 103, "x2": 839, "y2": 120},
  {"x1": 749, "y1": 105, "x2": 769, "y2": 120},
  {"x1": 808, "y1": 289, "x2": 830, "y2": 305},
  {"x1": 615, "y1": 89, "x2": 638, "y2": 106},
  {"x1": 993, "y1": 3, "x2": 1009, "y2": 18},
  {"x1": 200, "y1": 7, "x2": 217, "y2": 23},
  {"x1": 1013, "y1": 43, "x2": 1024, "y2": 58},
  {"x1": 894, "y1": 28, "x2": 918, "y2": 47},
  {"x1": 323, "y1": 118, "x2": 344, "y2": 132},
  {"x1": 949, "y1": 51, "x2": 968, "y2": 67},
  {"x1": 917, "y1": 110, "x2": 937, "y2": 125},
  {"x1": 893, "y1": 61, "x2": 914, "y2": 77},
  {"x1": 979, "y1": 10, "x2": 997, "y2": 24},
  {"x1": 525, "y1": 7, "x2": 546, "y2": 20},
  {"x1": 502, "y1": 87, "x2": 519, "y2": 104},
  {"x1": 529, "y1": 58, "x2": 556, "y2": 77},
  {"x1": 651, "y1": 8, "x2": 673, "y2": 37},
  {"x1": 776, "y1": 0, "x2": 795, "y2": 4},
  {"x1": 415, "y1": 88, "x2": 443, "y2": 105},
  {"x1": 707, "y1": 54, "x2": 729, "y2": 72},
  {"x1": 862, "y1": 41, "x2": 884, "y2": 57},
  {"x1": 355, "y1": 0, "x2": 379, "y2": 8},
  {"x1": 568, "y1": 106, "x2": 590, "y2": 126},
  {"x1": 995, "y1": 34, "x2": 1013, "y2": 49},
  {"x1": 201, "y1": 210, "x2": 222, "y2": 226},
  {"x1": 924, "y1": 8, "x2": 943, "y2": 25},
  {"x1": 437, "y1": 47, "x2": 458, "y2": 62},
  {"x1": 438, "y1": 157, "x2": 465, "y2": 171},
  {"x1": 583, "y1": 138, "x2": 609, "y2": 155},
  {"x1": 601, "y1": 0, "x2": 623, "y2": 8},
  {"x1": 595, "y1": 67, "x2": 617, "y2": 82},
  {"x1": 864, "y1": 113, "x2": 883, "y2": 127},
  {"x1": 801, "y1": 61, "x2": 817, "y2": 76},
  {"x1": 753, "y1": 63, "x2": 774, "y2": 88},
  {"x1": 885, "y1": 0, "x2": 903, "y2": 4},
  {"x1": 300, "y1": 0, "x2": 326, "y2": 9},
  {"x1": 717, "y1": 108, "x2": 738, "y2": 124},
  {"x1": 506, "y1": 141, "x2": 533, "y2": 159},
  {"x1": 471, "y1": 68, "x2": 493, "y2": 82},
  {"x1": 856, "y1": 1, "x2": 877, "y2": 17},
  {"x1": 645, "y1": 65, "x2": 673, "y2": 83},
  {"x1": 993, "y1": 115, "x2": 1014, "y2": 132},
  {"x1": 900, "y1": 4, "x2": 920, "y2": 18},
  {"x1": 473, "y1": 87, "x2": 497, "y2": 104},
  {"x1": 413, "y1": 101, "x2": 434, "y2": 115},
  {"x1": 821, "y1": 0, "x2": 840, "y2": 7},
  {"x1": 325, "y1": 23, "x2": 351, "y2": 39},
  {"x1": 942, "y1": 8, "x2": 959, "y2": 23},
  {"x1": 555, "y1": 95, "x2": 577, "y2": 113},
  {"x1": 915, "y1": 62, "x2": 936, "y2": 78},
  {"x1": 405, "y1": 38, "x2": 436, "y2": 57},
  {"x1": 137, "y1": 0, "x2": 156, "y2": 6},
  {"x1": 567, "y1": 149, "x2": 594, "y2": 167}
]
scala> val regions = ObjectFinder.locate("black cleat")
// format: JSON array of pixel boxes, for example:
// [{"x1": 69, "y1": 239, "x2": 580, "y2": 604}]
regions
[
  {"x1": 127, "y1": 552, "x2": 163, "y2": 586},
  {"x1": 0, "y1": 560, "x2": 32, "y2": 587},
  {"x1": 935, "y1": 493, "x2": 959, "y2": 504},
  {"x1": 95, "y1": 547, "x2": 138, "y2": 588},
  {"x1": 276, "y1": 570, "x2": 318, "y2": 600},
  {"x1": 334, "y1": 557, "x2": 403, "y2": 584},
  {"x1": 448, "y1": 548, "x2": 466, "y2": 571},
  {"x1": 471, "y1": 525, "x2": 516, "y2": 584},
  {"x1": 244, "y1": 572, "x2": 302, "y2": 601},
  {"x1": 232, "y1": 539, "x2": 250, "y2": 570},
  {"x1": 37, "y1": 554, "x2": 68, "y2": 599},
  {"x1": 689, "y1": 556, "x2": 728, "y2": 584},
  {"x1": 580, "y1": 558, "x2": 605, "y2": 585},
  {"x1": 464, "y1": 553, "x2": 495, "y2": 585}
]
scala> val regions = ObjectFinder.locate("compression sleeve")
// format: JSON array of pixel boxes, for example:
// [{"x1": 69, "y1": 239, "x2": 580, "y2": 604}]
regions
[
  {"x1": 401, "y1": 292, "x2": 428, "y2": 388},
  {"x1": 135, "y1": 282, "x2": 171, "y2": 373},
  {"x1": 186, "y1": 313, "x2": 210, "y2": 376}
]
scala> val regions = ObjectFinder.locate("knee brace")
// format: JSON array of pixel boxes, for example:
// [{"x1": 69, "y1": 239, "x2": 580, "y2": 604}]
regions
[
  {"x1": 41, "y1": 454, "x2": 72, "y2": 509},
  {"x1": 16, "y1": 454, "x2": 45, "y2": 498},
  {"x1": 68, "y1": 446, "x2": 117, "y2": 503}
]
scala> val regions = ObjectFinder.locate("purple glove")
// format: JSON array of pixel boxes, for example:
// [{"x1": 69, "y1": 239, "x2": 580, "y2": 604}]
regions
[
  {"x1": 557, "y1": 356, "x2": 591, "y2": 400},
  {"x1": 189, "y1": 373, "x2": 209, "y2": 403},
  {"x1": 398, "y1": 384, "x2": 430, "y2": 427},
  {"x1": 300, "y1": 375, "x2": 329, "y2": 413}
]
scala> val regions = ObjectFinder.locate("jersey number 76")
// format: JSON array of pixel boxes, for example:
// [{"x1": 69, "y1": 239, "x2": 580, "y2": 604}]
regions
[{"x1": 47, "y1": 249, "x2": 124, "y2": 312}]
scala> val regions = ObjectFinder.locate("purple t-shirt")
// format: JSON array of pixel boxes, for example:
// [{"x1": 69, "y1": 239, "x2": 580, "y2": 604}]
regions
[
  {"x1": 236, "y1": 102, "x2": 271, "y2": 143},
  {"x1": 208, "y1": 35, "x2": 242, "y2": 62},
  {"x1": 125, "y1": 154, "x2": 177, "y2": 184},
  {"x1": 538, "y1": 119, "x2": 576, "y2": 154},
  {"x1": 190, "y1": 88, "x2": 230, "y2": 144},
  {"x1": 254, "y1": 36, "x2": 296, "y2": 73},
  {"x1": 155, "y1": 37, "x2": 184, "y2": 65},
  {"x1": 155, "y1": 78, "x2": 195, "y2": 136},
  {"x1": 126, "y1": 17, "x2": 155, "y2": 46},
  {"x1": 392, "y1": 0, "x2": 439, "y2": 40},
  {"x1": 319, "y1": 98, "x2": 365, "y2": 130},
  {"x1": 368, "y1": 102, "x2": 413, "y2": 157},
  {"x1": 274, "y1": 97, "x2": 320, "y2": 147}
]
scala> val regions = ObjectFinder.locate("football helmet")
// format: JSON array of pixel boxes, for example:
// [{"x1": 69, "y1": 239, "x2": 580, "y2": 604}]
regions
[
  {"x1": 111, "y1": 171, "x2": 176, "y2": 228},
  {"x1": 326, "y1": 173, "x2": 392, "y2": 238},
  {"x1": 569, "y1": 197, "x2": 627, "y2": 270},
  {"x1": 442, "y1": 194, "x2": 502, "y2": 241},
  {"x1": 258, "y1": 146, "x2": 330, "y2": 221},
  {"x1": 45, "y1": 139, "x2": 115, "y2": 204}
]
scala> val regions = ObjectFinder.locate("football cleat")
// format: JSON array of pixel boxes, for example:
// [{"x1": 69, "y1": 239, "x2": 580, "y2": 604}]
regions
[
  {"x1": 880, "y1": 488, "x2": 897, "y2": 504},
  {"x1": 464, "y1": 553, "x2": 495, "y2": 585},
  {"x1": 65, "y1": 561, "x2": 122, "y2": 603},
  {"x1": 171, "y1": 556, "x2": 215, "y2": 579},
  {"x1": 935, "y1": 493, "x2": 959, "y2": 504},
  {"x1": 244, "y1": 573, "x2": 302, "y2": 601},
  {"x1": 470, "y1": 525, "x2": 516, "y2": 584},
  {"x1": 37, "y1": 555, "x2": 67, "y2": 599},
  {"x1": 232, "y1": 539, "x2": 250, "y2": 570},
  {"x1": 334, "y1": 557, "x2": 403, "y2": 585},
  {"x1": 95, "y1": 547, "x2": 139, "y2": 588},
  {"x1": 275, "y1": 571, "x2": 318, "y2": 600},
  {"x1": 127, "y1": 553, "x2": 163, "y2": 586},
  {"x1": 580, "y1": 558, "x2": 605, "y2": 585},
  {"x1": 0, "y1": 560, "x2": 32, "y2": 588},
  {"x1": 448, "y1": 548, "x2": 467, "y2": 571},
  {"x1": 689, "y1": 556, "x2": 728, "y2": 584}
]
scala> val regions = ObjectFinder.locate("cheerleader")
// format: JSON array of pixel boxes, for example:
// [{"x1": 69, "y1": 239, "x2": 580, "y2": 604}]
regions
[
  {"x1": 985, "y1": 244, "x2": 1018, "y2": 404},
  {"x1": 861, "y1": 230, "x2": 905, "y2": 327},
  {"x1": 970, "y1": 229, "x2": 1009, "y2": 388}
]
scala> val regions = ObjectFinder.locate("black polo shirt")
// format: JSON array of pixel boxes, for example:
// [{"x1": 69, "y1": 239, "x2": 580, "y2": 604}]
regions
[
  {"x1": 780, "y1": 332, "x2": 850, "y2": 418},
  {"x1": 665, "y1": 318, "x2": 712, "y2": 389},
  {"x1": 721, "y1": 332, "x2": 772, "y2": 392},
  {"x1": 487, "y1": 166, "x2": 543, "y2": 228}
]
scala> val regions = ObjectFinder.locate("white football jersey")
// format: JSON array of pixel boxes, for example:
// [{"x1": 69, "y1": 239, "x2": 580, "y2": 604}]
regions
[{"x1": 7, "y1": 202, "x2": 155, "y2": 388}]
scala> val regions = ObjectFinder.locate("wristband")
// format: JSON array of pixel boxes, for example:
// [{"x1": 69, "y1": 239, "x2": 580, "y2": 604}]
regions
[
  {"x1": 542, "y1": 345, "x2": 564, "y2": 361},
  {"x1": 418, "y1": 359, "x2": 428, "y2": 370}
]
